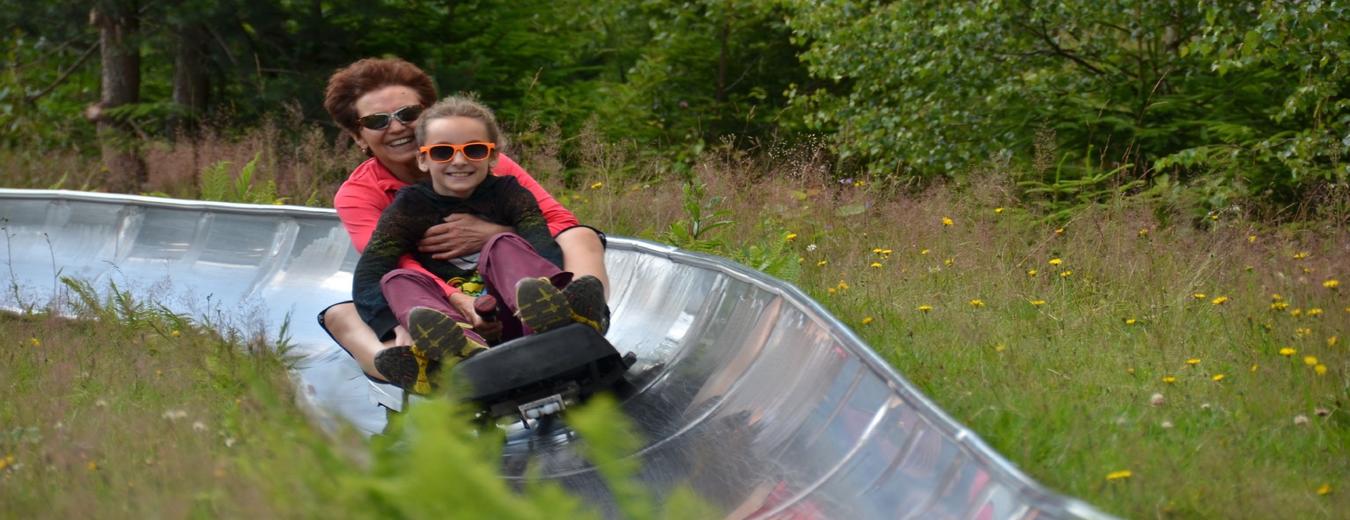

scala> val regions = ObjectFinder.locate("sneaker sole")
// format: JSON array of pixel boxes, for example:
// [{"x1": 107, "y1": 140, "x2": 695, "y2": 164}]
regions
[
  {"x1": 374, "y1": 346, "x2": 439, "y2": 394},
  {"x1": 516, "y1": 277, "x2": 572, "y2": 334},
  {"x1": 563, "y1": 275, "x2": 608, "y2": 334}
]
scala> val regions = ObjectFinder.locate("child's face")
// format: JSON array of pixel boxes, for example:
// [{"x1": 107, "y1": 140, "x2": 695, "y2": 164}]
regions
[{"x1": 417, "y1": 116, "x2": 496, "y2": 198}]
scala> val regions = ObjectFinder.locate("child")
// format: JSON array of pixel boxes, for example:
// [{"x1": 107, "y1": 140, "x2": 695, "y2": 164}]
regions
[{"x1": 352, "y1": 95, "x2": 607, "y2": 394}]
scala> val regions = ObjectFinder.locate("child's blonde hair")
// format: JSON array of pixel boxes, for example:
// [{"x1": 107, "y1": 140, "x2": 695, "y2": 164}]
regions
[{"x1": 414, "y1": 95, "x2": 507, "y2": 151}]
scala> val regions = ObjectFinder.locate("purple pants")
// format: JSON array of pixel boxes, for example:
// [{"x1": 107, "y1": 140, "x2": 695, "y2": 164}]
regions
[{"x1": 380, "y1": 232, "x2": 572, "y2": 342}]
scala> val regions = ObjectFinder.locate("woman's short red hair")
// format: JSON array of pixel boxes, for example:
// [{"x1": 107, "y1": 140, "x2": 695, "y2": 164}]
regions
[{"x1": 323, "y1": 57, "x2": 437, "y2": 135}]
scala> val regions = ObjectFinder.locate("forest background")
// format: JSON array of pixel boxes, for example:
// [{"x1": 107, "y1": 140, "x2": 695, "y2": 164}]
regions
[
  {"x1": 3, "y1": 0, "x2": 1347, "y2": 215},
  {"x1": 2, "y1": 1, "x2": 1348, "y2": 519}
]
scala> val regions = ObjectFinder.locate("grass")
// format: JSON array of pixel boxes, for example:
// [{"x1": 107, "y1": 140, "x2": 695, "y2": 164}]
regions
[{"x1": 3, "y1": 127, "x2": 1347, "y2": 518}]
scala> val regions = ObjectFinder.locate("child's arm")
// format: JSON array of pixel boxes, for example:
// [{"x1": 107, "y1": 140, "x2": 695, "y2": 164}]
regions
[
  {"x1": 353, "y1": 191, "x2": 439, "y2": 338},
  {"x1": 499, "y1": 176, "x2": 565, "y2": 268}
]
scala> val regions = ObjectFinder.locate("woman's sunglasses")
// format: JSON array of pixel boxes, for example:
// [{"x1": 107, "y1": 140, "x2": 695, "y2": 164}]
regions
[
  {"x1": 357, "y1": 105, "x2": 423, "y2": 131},
  {"x1": 419, "y1": 142, "x2": 495, "y2": 162}
]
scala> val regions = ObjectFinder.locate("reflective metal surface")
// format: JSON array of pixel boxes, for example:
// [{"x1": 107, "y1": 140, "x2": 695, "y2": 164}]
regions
[{"x1": 0, "y1": 189, "x2": 1111, "y2": 519}]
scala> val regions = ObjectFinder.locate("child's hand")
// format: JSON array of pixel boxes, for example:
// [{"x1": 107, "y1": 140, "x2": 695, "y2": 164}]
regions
[{"x1": 419, "y1": 214, "x2": 512, "y2": 259}]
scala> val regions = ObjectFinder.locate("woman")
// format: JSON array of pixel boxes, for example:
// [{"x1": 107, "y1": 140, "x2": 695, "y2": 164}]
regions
[{"x1": 318, "y1": 57, "x2": 609, "y2": 384}]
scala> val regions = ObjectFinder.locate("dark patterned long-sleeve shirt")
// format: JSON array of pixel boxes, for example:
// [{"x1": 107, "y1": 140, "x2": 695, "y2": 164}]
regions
[{"x1": 353, "y1": 175, "x2": 563, "y2": 338}]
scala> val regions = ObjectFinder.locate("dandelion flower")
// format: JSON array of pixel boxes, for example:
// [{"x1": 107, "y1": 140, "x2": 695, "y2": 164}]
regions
[
  {"x1": 872, "y1": 247, "x2": 884, "y2": 254},
  {"x1": 1270, "y1": 301, "x2": 1289, "y2": 311},
  {"x1": 1211, "y1": 374, "x2": 1225, "y2": 382},
  {"x1": 1248, "y1": 235, "x2": 1257, "y2": 243},
  {"x1": 1303, "y1": 266, "x2": 1314, "y2": 274},
  {"x1": 943, "y1": 258, "x2": 954, "y2": 266},
  {"x1": 1055, "y1": 228, "x2": 1065, "y2": 236},
  {"x1": 881, "y1": 248, "x2": 892, "y2": 255},
  {"x1": 785, "y1": 232, "x2": 798, "y2": 242},
  {"x1": 1315, "y1": 364, "x2": 1327, "y2": 376},
  {"x1": 942, "y1": 216, "x2": 954, "y2": 227},
  {"x1": 920, "y1": 248, "x2": 930, "y2": 255},
  {"x1": 1059, "y1": 270, "x2": 1073, "y2": 278},
  {"x1": 1295, "y1": 327, "x2": 1312, "y2": 338},
  {"x1": 1324, "y1": 279, "x2": 1340, "y2": 289},
  {"x1": 1304, "y1": 355, "x2": 1319, "y2": 366},
  {"x1": 1048, "y1": 258, "x2": 1063, "y2": 266},
  {"x1": 1186, "y1": 358, "x2": 1201, "y2": 366},
  {"x1": 589, "y1": 181, "x2": 604, "y2": 190},
  {"x1": 1290, "y1": 308, "x2": 1303, "y2": 317},
  {"x1": 836, "y1": 280, "x2": 849, "y2": 291},
  {"x1": 1192, "y1": 292, "x2": 1207, "y2": 300},
  {"x1": 170, "y1": 330, "x2": 181, "y2": 338},
  {"x1": 1162, "y1": 375, "x2": 1177, "y2": 384},
  {"x1": 1027, "y1": 269, "x2": 1038, "y2": 277},
  {"x1": 1124, "y1": 318, "x2": 1137, "y2": 325},
  {"x1": 862, "y1": 316, "x2": 874, "y2": 325},
  {"x1": 994, "y1": 343, "x2": 1007, "y2": 352},
  {"x1": 1279, "y1": 347, "x2": 1296, "y2": 356},
  {"x1": 816, "y1": 260, "x2": 828, "y2": 267},
  {"x1": 1105, "y1": 470, "x2": 1132, "y2": 481},
  {"x1": 1271, "y1": 293, "x2": 1283, "y2": 301},
  {"x1": 1137, "y1": 228, "x2": 1149, "y2": 238},
  {"x1": 28, "y1": 337, "x2": 39, "y2": 347},
  {"x1": 917, "y1": 305, "x2": 933, "y2": 313},
  {"x1": 1307, "y1": 308, "x2": 1323, "y2": 316},
  {"x1": 995, "y1": 207, "x2": 1005, "y2": 214},
  {"x1": 869, "y1": 262, "x2": 883, "y2": 269},
  {"x1": 1293, "y1": 251, "x2": 1310, "y2": 260},
  {"x1": 1250, "y1": 364, "x2": 1259, "y2": 372},
  {"x1": 827, "y1": 287, "x2": 837, "y2": 295},
  {"x1": 1328, "y1": 336, "x2": 1338, "y2": 347},
  {"x1": 1030, "y1": 299, "x2": 1046, "y2": 306},
  {"x1": 969, "y1": 299, "x2": 985, "y2": 308},
  {"x1": 1317, "y1": 483, "x2": 1332, "y2": 496},
  {"x1": 1211, "y1": 296, "x2": 1229, "y2": 305}
]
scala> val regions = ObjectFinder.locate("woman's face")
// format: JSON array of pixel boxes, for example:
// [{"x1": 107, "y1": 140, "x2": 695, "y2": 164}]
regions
[
  {"x1": 352, "y1": 85, "x2": 422, "y2": 173},
  {"x1": 417, "y1": 116, "x2": 496, "y2": 198}
]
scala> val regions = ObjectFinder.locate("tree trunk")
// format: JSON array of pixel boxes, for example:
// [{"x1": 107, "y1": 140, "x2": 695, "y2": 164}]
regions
[
  {"x1": 91, "y1": 2, "x2": 146, "y2": 193},
  {"x1": 172, "y1": 22, "x2": 209, "y2": 133}
]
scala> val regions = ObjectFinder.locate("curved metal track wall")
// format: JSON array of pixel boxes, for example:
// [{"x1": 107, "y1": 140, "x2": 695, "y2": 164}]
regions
[{"x1": 0, "y1": 189, "x2": 1109, "y2": 519}]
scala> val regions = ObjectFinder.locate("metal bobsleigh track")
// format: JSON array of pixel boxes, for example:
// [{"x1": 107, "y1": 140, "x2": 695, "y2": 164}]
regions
[{"x1": 0, "y1": 189, "x2": 1110, "y2": 519}]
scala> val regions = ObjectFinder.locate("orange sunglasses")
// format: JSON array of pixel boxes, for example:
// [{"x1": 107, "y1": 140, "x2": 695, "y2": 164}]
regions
[{"x1": 419, "y1": 142, "x2": 495, "y2": 162}]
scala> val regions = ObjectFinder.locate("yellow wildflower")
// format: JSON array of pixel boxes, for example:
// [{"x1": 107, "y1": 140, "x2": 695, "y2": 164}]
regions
[
  {"x1": 1295, "y1": 327, "x2": 1312, "y2": 338},
  {"x1": 1054, "y1": 227, "x2": 1065, "y2": 236},
  {"x1": 1162, "y1": 375, "x2": 1177, "y2": 384},
  {"x1": 1059, "y1": 270, "x2": 1073, "y2": 278},
  {"x1": 1307, "y1": 308, "x2": 1323, "y2": 317},
  {"x1": 995, "y1": 207, "x2": 1005, "y2": 214},
  {"x1": 942, "y1": 216, "x2": 954, "y2": 226},
  {"x1": 1293, "y1": 251, "x2": 1310, "y2": 260},
  {"x1": 1105, "y1": 470, "x2": 1132, "y2": 481},
  {"x1": 869, "y1": 262, "x2": 883, "y2": 269},
  {"x1": 1290, "y1": 308, "x2": 1303, "y2": 317},
  {"x1": 1270, "y1": 301, "x2": 1289, "y2": 311},
  {"x1": 1211, "y1": 374, "x2": 1225, "y2": 382},
  {"x1": 1303, "y1": 355, "x2": 1318, "y2": 366},
  {"x1": 969, "y1": 299, "x2": 985, "y2": 308},
  {"x1": 1315, "y1": 364, "x2": 1328, "y2": 376},
  {"x1": 917, "y1": 305, "x2": 933, "y2": 313},
  {"x1": 817, "y1": 260, "x2": 828, "y2": 267},
  {"x1": 785, "y1": 232, "x2": 798, "y2": 242},
  {"x1": 872, "y1": 247, "x2": 884, "y2": 254},
  {"x1": 170, "y1": 330, "x2": 181, "y2": 338},
  {"x1": 861, "y1": 316, "x2": 874, "y2": 325},
  {"x1": 1048, "y1": 258, "x2": 1063, "y2": 266},
  {"x1": 994, "y1": 343, "x2": 1007, "y2": 352},
  {"x1": 836, "y1": 280, "x2": 849, "y2": 291},
  {"x1": 1192, "y1": 292, "x2": 1207, "y2": 300},
  {"x1": 1279, "y1": 347, "x2": 1296, "y2": 356},
  {"x1": 1250, "y1": 363, "x2": 1259, "y2": 372},
  {"x1": 827, "y1": 287, "x2": 837, "y2": 295},
  {"x1": 1186, "y1": 358, "x2": 1201, "y2": 366},
  {"x1": 1317, "y1": 483, "x2": 1332, "y2": 496},
  {"x1": 0, "y1": 454, "x2": 13, "y2": 471},
  {"x1": 1030, "y1": 299, "x2": 1046, "y2": 306},
  {"x1": 1137, "y1": 228, "x2": 1149, "y2": 238},
  {"x1": 28, "y1": 337, "x2": 40, "y2": 347},
  {"x1": 1303, "y1": 267, "x2": 1314, "y2": 274},
  {"x1": 1247, "y1": 234, "x2": 1257, "y2": 243},
  {"x1": 1328, "y1": 336, "x2": 1338, "y2": 347},
  {"x1": 86, "y1": 461, "x2": 98, "y2": 471},
  {"x1": 943, "y1": 258, "x2": 954, "y2": 266},
  {"x1": 1027, "y1": 269, "x2": 1038, "y2": 277},
  {"x1": 1211, "y1": 296, "x2": 1229, "y2": 305},
  {"x1": 589, "y1": 181, "x2": 603, "y2": 190},
  {"x1": 881, "y1": 249, "x2": 893, "y2": 255},
  {"x1": 1124, "y1": 318, "x2": 1137, "y2": 325},
  {"x1": 1324, "y1": 279, "x2": 1340, "y2": 289},
  {"x1": 920, "y1": 248, "x2": 930, "y2": 255},
  {"x1": 1271, "y1": 293, "x2": 1283, "y2": 301}
]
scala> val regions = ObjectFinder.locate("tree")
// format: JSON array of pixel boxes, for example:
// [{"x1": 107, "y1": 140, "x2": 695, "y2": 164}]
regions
[{"x1": 89, "y1": 0, "x2": 146, "y2": 192}]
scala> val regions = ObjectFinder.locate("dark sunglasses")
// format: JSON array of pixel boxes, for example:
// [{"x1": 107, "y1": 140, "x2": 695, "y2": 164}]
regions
[
  {"x1": 357, "y1": 105, "x2": 423, "y2": 130},
  {"x1": 419, "y1": 142, "x2": 495, "y2": 162}
]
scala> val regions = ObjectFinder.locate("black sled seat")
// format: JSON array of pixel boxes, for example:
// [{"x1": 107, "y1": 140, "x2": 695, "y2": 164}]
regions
[{"x1": 452, "y1": 323, "x2": 636, "y2": 422}]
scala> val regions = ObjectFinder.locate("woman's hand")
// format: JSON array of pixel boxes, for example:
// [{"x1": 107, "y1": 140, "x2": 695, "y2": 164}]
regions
[{"x1": 418, "y1": 214, "x2": 511, "y2": 260}]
